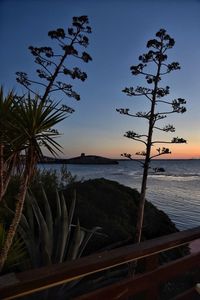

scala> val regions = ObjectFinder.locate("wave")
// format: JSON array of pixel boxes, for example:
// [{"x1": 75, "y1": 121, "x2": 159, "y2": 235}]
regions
[
  {"x1": 110, "y1": 171, "x2": 200, "y2": 181},
  {"x1": 110, "y1": 170, "x2": 138, "y2": 176},
  {"x1": 148, "y1": 172, "x2": 200, "y2": 179},
  {"x1": 110, "y1": 172, "x2": 125, "y2": 176}
]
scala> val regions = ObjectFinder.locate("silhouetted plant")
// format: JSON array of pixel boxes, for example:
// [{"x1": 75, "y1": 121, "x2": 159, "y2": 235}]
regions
[
  {"x1": 17, "y1": 186, "x2": 100, "y2": 299},
  {"x1": 117, "y1": 29, "x2": 187, "y2": 244},
  {"x1": 17, "y1": 186, "x2": 100, "y2": 267},
  {"x1": 0, "y1": 15, "x2": 92, "y2": 272},
  {"x1": 16, "y1": 15, "x2": 92, "y2": 114},
  {"x1": 0, "y1": 93, "x2": 68, "y2": 272}
]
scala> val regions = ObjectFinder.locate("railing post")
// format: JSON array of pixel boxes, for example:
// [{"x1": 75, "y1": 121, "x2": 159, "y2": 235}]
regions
[{"x1": 144, "y1": 254, "x2": 159, "y2": 299}]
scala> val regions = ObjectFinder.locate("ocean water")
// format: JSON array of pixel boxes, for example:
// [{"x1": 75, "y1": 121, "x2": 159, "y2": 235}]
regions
[{"x1": 40, "y1": 160, "x2": 200, "y2": 231}]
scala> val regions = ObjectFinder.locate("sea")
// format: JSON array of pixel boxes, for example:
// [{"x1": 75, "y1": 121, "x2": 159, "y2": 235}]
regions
[{"x1": 40, "y1": 159, "x2": 200, "y2": 231}]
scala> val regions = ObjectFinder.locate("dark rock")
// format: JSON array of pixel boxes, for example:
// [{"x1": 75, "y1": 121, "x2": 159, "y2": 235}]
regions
[
  {"x1": 63, "y1": 178, "x2": 189, "y2": 299},
  {"x1": 65, "y1": 178, "x2": 184, "y2": 258}
]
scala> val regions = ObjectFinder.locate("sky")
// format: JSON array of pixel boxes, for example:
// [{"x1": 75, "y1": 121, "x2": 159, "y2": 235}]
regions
[{"x1": 1, "y1": 0, "x2": 200, "y2": 159}]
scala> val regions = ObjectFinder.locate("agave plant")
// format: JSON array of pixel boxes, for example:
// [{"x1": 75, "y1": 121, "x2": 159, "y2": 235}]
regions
[
  {"x1": 18, "y1": 185, "x2": 101, "y2": 268},
  {"x1": 14, "y1": 185, "x2": 101, "y2": 299}
]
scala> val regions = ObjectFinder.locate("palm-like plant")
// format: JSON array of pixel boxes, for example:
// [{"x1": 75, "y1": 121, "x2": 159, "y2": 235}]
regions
[
  {"x1": 0, "y1": 87, "x2": 18, "y2": 202},
  {"x1": 0, "y1": 91, "x2": 68, "y2": 271}
]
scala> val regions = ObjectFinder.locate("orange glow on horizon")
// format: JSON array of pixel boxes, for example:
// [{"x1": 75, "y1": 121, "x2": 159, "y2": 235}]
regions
[
  {"x1": 95, "y1": 144, "x2": 200, "y2": 160},
  {"x1": 60, "y1": 138, "x2": 200, "y2": 160}
]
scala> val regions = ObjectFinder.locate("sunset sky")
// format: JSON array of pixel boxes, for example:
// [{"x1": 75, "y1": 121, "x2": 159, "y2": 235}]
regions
[{"x1": 1, "y1": 0, "x2": 200, "y2": 159}]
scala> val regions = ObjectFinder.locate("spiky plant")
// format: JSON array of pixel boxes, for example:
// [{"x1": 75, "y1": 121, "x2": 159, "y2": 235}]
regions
[
  {"x1": 0, "y1": 92, "x2": 68, "y2": 271},
  {"x1": 14, "y1": 185, "x2": 100, "y2": 299},
  {"x1": 0, "y1": 224, "x2": 27, "y2": 274},
  {"x1": 18, "y1": 186, "x2": 100, "y2": 267}
]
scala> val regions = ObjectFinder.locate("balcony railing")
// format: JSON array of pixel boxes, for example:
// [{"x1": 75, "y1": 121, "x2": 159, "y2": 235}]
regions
[{"x1": 0, "y1": 226, "x2": 200, "y2": 299}]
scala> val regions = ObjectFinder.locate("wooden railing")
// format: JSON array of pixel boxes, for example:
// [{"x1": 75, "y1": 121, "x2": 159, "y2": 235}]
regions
[{"x1": 0, "y1": 226, "x2": 200, "y2": 299}]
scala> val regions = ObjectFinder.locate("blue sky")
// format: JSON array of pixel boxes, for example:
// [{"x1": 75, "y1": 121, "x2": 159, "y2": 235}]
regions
[{"x1": 1, "y1": 0, "x2": 200, "y2": 159}]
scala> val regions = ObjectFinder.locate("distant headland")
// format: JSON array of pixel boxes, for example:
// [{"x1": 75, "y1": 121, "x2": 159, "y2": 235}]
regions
[{"x1": 38, "y1": 153, "x2": 119, "y2": 165}]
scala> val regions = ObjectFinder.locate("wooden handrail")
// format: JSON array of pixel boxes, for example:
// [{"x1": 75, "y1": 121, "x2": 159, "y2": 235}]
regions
[
  {"x1": 0, "y1": 226, "x2": 200, "y2": 299},
  {"x1": 171, "y1": 287, "x2": 200, "y2": 300},
  {"x1": 75, "y1": 252, "x2": 200, "y2": 299}
]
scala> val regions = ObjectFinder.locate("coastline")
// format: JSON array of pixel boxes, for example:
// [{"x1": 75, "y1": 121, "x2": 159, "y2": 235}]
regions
[{"x1": 38, "y1": 154, "x2": 119, "y2": 165}]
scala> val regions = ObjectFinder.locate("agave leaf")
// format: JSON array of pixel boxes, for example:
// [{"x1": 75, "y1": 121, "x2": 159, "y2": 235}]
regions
[
  {"x1": 61, "y1": 192, "x2": 69, "y2": 234},
  {"x1": 18, "y1": 194, "x2": 41, "y2": 267},
  {"x1": 28, "y1": 191, "x2": 51, "y2": 265},
  {"x1": 65, "y1": 189, "x2": 76, "y2": 252},
  {"x1": 25, "y1": 191, "x2": 35, "y2": 235},
  {"x1": 68, "y1": 190, "x2": 76, "y2": 226},
  {"x1": 19, "y1": 212, "x2": 31, "y2": 233},
  {"x1": 67, "y1": 220, "x2": 85, "y2": 261},
  {"x1": 3, "y1": 204, "x2": 30, "y2": 233},
  {"x1": 41, "y1": 185, "x2": 53, "y2": 256},
  {"x1": 77, "y1": 226, "x2": 102, "y2": 258},
  {"x1": 4, "y1": 204, "x2": 31, "y2": 243},
  {"x1": 0, "y1": 224, "x2": 27, "y2": 272},
  {"x1": 55, "y1": 189, "x2": 61, "y2": 218},
  {"x1": 6, "y1": 207, "x2": 32, "y2": 253},
  {"x1": 3, "y1": 200, "x2": 36, "y2": 267},
  {"x1": 52, "y1": 189, "x2": 62, "y2": 261},
  {"x1": 18, "y1": 214, "x2": 32, "y2": 252},
  {"x1": 53, "y1": 192, "x2": 69, "y2": 263},
  {"x1": 17, "y1": 225, "x2": 38, "y2": 267}
]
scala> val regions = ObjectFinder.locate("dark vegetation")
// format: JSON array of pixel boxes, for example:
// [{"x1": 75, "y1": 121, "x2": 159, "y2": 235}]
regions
[
  {"x1": 0, "y1": 169, "x2": 192, "y2": 299},
  {"x1": 0, "y1": 15, "x2": 92, "y2": 270},
  {"x1": 3, "y1": 172, "x2": 183, "y2": 259},
  {"x1": 65, "y1": 178, "x2": 179, "y2": 253}
]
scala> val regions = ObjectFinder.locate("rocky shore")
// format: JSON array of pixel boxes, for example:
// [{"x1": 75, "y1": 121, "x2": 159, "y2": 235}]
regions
[
  {"x1": 63, "y1": 178, "x2": 190, "y2": 299},
  {"x1": 65, "y1": 178, "x2": 187, "y2": 259}
]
